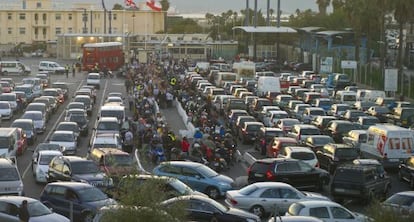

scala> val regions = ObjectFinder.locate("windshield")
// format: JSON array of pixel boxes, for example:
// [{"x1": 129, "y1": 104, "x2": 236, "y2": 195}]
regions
[
  {"x1": 50, "y1": 133, "x2": 73, "y2": 142},
  {"x1": 239, "y1": 184, "x2": 258, "y2": 195},
  {"x1": 68, "y1": 104, "x2": 84, "y2": 110},
  {"x1": 335, "y1": 148, "x2": 360, "y2": 158},
  {"x1": 0, "y1": 95, "x2": 15, "y2": 101},
  {"x1": 72, "y1": 161, "x2": 100, "y2": 174},
  {"x1": 74, "y1": 98, "x2": 90, "y2": 106},
  {"x1": 69, "y1": 115, "x2": 87, "y2": 124},
  {"x1": 101, "y1": 110, "x2": 124, "y2": 120},
  {"x1": 57, "y1": 124, "x2": 79, "y2": 132},
  {"x1": 169, "y1": 179, "x2": 192, "y2": 195},
  {"x1": 384, "y1": 194, "x2": 414, "y2": 206},
  {"x1": 196, "y1": 165, "x2": 218, "y2": 178},
  {"x1": 337, "y1": 105, "x2": 349, "y2": 112},
  {"x1": 105, "y1": 154, "x2": 133, "y2": 166},
  {"x1": 0, "y1": 103, "x2": 9, "y2": 109},
  {"x1": 78, "y1": 187, "x2": 108, "y2": 202},
  {"x1": 11, "y1": 122, "x2": 31, "y2": 130},
  {"x1": 27, "y1": 105, "x2": 43, "y2": 112},
  {"x1": 301, "y1": 128, "x2": 320, "y2": 135},
  {"x1": 0, "y1": 167, "x2": 19, "y2": 181},
  {"x1": 291, "y1": 152, "x2": 315, "y2": 161},
  {"x1": 97, "y1": 122, "x2": 120, "y2": 131},
  {"x1": 88, "y1": 75, "x2": 100, "y2": 79},
  {"x1": 28, "y1": 201, "x2": 52, "y2": 217},
  {"x1": 22, "y1": 113, "x2": 42, "y2": 120},
  {"x1": 36, "y1": 144, "x2": 61, "y2": 152},
  {"x1": 39, "y1": 154, "x2": 59, "y2": 165},
  {"x1": 43, "y1": 91, "x2": 58, "y2": 97},
  {"x1": 312, "y1": 137, "x2": 334, "y2": 145},
  {"x1": 364, "y1": 118, "x2": 379, "y2": 125},
  {"x1": 319, "y1": 100, "x2": 331, "y2": 106}
]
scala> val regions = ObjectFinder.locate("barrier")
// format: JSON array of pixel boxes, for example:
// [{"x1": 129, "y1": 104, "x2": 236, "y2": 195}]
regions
[
  {"x1": 174, "y1": 99, "x2": 195, "y2": 138},
  {"x1": 135, "y1": 149, "x2": 150, "y2": 174},
  {"x1": 243, "y1": 152, "x2": 257, "y2": 166}
]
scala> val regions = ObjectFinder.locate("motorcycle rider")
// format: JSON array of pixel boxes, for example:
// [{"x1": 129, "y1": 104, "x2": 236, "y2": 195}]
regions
[{"x1": 215, "y1": 142, "x2": 230, "y2": 169}]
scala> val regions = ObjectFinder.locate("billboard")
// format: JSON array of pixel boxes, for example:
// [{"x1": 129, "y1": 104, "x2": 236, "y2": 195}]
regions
[{"x1": 384, "y1": 68, "x2": 398, "y2": 92}]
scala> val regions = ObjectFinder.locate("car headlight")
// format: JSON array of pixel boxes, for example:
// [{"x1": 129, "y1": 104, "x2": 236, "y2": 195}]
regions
[
  {"x1": 218, "y1": 182, "x2": 231, "y2": 188},
  {"x1": 17, "y1": 183, "x2": 24, "y2": 191}
]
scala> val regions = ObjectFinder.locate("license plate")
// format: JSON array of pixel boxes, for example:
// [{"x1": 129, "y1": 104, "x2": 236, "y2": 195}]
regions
[{"x1": 254, "y1": 173, "x2": 264, "y2": 177}]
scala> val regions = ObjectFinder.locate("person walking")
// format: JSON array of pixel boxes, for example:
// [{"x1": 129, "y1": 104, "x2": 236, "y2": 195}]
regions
[
  {"x1": 72, "y1": 63, "x2": 76, "y2": 77},
  {"x1": 123, "y1": 129, "x2": 134, "y2": 153},
  {"x1": 65, "y1": 64, "x2": 69, "y2": 78},
  {"x1": 181, "y1": 137, "x2": 190, "y2": 156},
  {"x1": 19, "y1": 200, "x2": 29, "y2": 222}
]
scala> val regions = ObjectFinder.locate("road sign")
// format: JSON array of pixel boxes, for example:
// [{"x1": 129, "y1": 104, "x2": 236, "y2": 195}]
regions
[
  {"x1": 384, "y1": 68, "x2": 398, "y2": 92},
  {"x1": 320, "y1": 57, "x2": 333, "y2": 73},
  {"x1": 341, "y1": 60, "x2": 357, "y2": 69}
]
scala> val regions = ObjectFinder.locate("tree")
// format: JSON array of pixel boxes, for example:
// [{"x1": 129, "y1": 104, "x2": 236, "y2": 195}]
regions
[
  {"x1": 112, "y1": 3, "x2": 124, "y2": 10},
  {"x1": 160, "y1": 0, "x2": 170, "y2": 12},
  {"x1": 168, "y1": 18, "x2": 203, "y2": 34},
  {"x1": 316, "y1": 0, "x2": 331, "y2": 16}
]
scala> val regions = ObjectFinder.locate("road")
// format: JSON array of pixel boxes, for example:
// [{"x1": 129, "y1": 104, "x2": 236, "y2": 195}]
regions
[{"x1": 10, "y1": 57, "x2": 412, "y2": 214}]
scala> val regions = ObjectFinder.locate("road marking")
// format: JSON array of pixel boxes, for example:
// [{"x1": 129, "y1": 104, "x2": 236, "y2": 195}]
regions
[{"x1": 22, "y1": 79, "x2": 85, "y2": 179}]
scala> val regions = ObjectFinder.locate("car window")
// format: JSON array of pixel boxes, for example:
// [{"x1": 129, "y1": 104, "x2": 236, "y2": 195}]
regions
[
  {"x1": 48, "y1": 185, "x2": 66, "y2": 197},
  {"x1": 309, "y1": 207, "x2": 330, "y2": 218},
  {"x1": 189, "y1": 200, "x2": 217, "y2": 213},
  {"x1": 330, "y1": 206, "x2": 354, "y2": 219},
  {"x1": 182, "y1": 167, "x2": 200, "y2": 178},
  {"x1": 0, "y1": 167, "x2": 20, "y2": 181},
  {"x1": 279, "y1": 188, "x2": 300, "y2": 199},
  {"x1": 160, "y1": 165, "x2": 181, "y2": 174},
  {"x1": 260, "y1": 188, "x2": 280, "y2": 198}
]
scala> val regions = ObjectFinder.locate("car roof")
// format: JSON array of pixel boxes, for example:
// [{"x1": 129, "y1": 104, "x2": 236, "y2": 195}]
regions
[
  {"x1": 0, "y1": 158, "x2": 14, "y2": 167},
  {"x1": 159, "y1": 161, "x2": 203, "y2": 168},
  {"x1": 0, "y1": 196, "x2": 37, "y2": 205},
  {"x1": 295, "y1": 200, "x2": 341, "y2": 207},
  {"x1": 274, "y1": 137, "x2": 298, "y2": 142},
  {"x1": 248, "y1": 182, "x2": 294, "y2": 188},
  {"x1": 47, "y1": 181, "x2": 95, "y2": 189},
  {"x1": 38, "y1": 150, "x2": 63, "y2": 156},
  {"x1": 53, "y1": 130, "x2": 75, "y2": 135},
  {"x1": 286, "y1": 146, "x2": 314, "y2": 153},
  {"x1": 255, "y1": 158, "x2": 299, "y2": 164}
]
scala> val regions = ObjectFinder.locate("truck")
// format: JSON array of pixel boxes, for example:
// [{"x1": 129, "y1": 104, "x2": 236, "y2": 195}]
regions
[
  {"x1": 232, "y1": 61, "x2": 255, "y2": 81},
  {"x1": 256, "y1": 76, "x2": 281, "y2": 97}
]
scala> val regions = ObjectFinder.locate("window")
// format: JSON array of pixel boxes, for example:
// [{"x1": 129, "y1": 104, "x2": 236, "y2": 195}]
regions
[
  {"x1": 42, "y1": 13, "x2": 47, "y2": 21},
  {"x1": 7, "y1": 13, "x2": 12, "y2": 20},
  {"x1": 182, "y1": 167, "x2": 199, "y2": 177},
  {"x1": 19, "y1": 13, "x2": 26, "y2": 20},
  {"x1": 309, "y1": 207, "x2": 330, "y2": 218},
  {"x1": 113, "y1": 14, "x2": 117, "y2": 20},
  {"x1": 330, "y1": 206, "x2": 354, "y2": 219},
  {"x1": 67, "y1": 27, "x2": 73, "y2": 33},
  {"x1": 55, "y1": 27, "x2": 62, "y2": 35},
  {"x1": 49, "y1": 185, "x2": 66, "y2": 197},
  {"x1": 19, "y1": 28, "x2": 25, "y2": 35},
  {"x1": 68, "y1": 14, "x2": 72, "y2": 20},
  {"x1": 389, "y1": 138, "x2": 401, "y2": 150},
  {"x1": 36, "y1": 2, "x2": 42, "y2": 8},
  {"x1": 160, "y1": 165, "x2": 180, "y2": 174},
  {"x1": 7, "y1": 28, "x2": 12, "y2": 35},
  {"x1": 55, "y1": 13, "x2": 61, "y2": 20},
  {"x1": 260, "y1": 188, "x2": 280, "y2": 198}
]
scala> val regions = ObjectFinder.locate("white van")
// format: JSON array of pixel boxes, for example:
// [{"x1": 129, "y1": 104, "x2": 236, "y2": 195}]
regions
[
  {"x1": 256, "y1": 76, "x2": 281, "y2": 97},
  {"x1": 357, "y1": 89, "x2": 386, "y2": 102},
  {"x1": 335, "y1": 90, "x2": 357, "y2": 106},
  {"x1": 99, "y1": 105, "x2": 125, "y2": 125},
  {"x1": 360, "y1": 124, "x2": 414, "y2": 169},
  {"x1": 0, "y1": 127, "x2": 19, "y2": 158},
  {"x1": 38, "y1": 61, "x2": 65, "y2": 74},
  {"x1": 0, "y1": 61, "x2": 31, "y2": 76},
  {"x1": 214, "y1": 72, "x2": 237, "y2": 87}
]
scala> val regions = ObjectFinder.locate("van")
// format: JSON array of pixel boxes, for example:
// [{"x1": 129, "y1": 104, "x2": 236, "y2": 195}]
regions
[
  {"x1": 256, "y1": 76, "x2": 281, "y2": 97},
  {"x1": 335, "y1": 90, "x2": 357, "y2": 106},
  {"x1": 0, "y1": 128, "x2": 19, "y2": 158},
  {"x1": 38, "y1": 61, "x2": 65, "y2": 74},
  {"x1": 0, "y1": 61, "x2": 31, "y2": 76},
  {"x1": 214, "y1": 72, "x2": 237, "y2": 87},
  {"x1": 357, "y1": 90, "x2": 386, "y2": 102},
  {"x1": 360, "y1": 124, "x2": 414, "y2": 169},
  {"x1": 99, "y1": 105, "x2": 125, "y2": 125}
]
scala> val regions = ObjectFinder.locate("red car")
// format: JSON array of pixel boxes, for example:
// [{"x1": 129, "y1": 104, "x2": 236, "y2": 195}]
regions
[
  {"x1": 0, "y1": 81, "x2": 12, "y2": 93},
  {"x1": 16, "y1": 128, "x2": 28, "y2": 155},
  {"x1": 267, "y1": 137, "x2": 298, "y2": 158}
]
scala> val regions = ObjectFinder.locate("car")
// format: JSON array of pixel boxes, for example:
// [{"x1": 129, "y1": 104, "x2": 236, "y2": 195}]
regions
[
  {"x1": 225, "y1": 182, "x2": 329, "y2": 217},
  {"x1": 278, "y1": 146, "x2": 319, "y2": 168},
  {"x1": 303, "y1": 135, "x2": 335, "y2": 152},
  {"x1": 341, "y1": 110, "x2": 368, "y2": 122},
  {"x1": 104, "y1": 96, "x2": 125, "y2": 106},
  {"x1": 323, "y1": 120, "x2": 360, "y2": 143},
  {"x1": 47, "y1": 156, "x2": 113, "y2": 189},
  {"x1": 32, "y1": 143, "x2": 63, "y2": 168},
  {"x1": 355, "y1": 116, "x2": 380, "y2": 129},
  {"x1": 327, "y1": 103, "x2": 350, "y2": 117},
  {"x1": 255, "y1": 127, "x2": 285, "y2": 155},
  {"x1": 398, "y1": 156, "x2": 414, "y2": 188},
  {"x1": 331, "y1": 164, "x2": 391, "y2": 203},
  {"x1": 36, "y1": 73, "x2": 50, "y2": 88},
  {"x1": 38, "y1": 60, "x2": 66, "y2": 74},
  {"x1": 66, "y1": 102, "x2": 86, "y2": 115},
  {"x1": 32, "y1": 150, "x2": 63, "y2": 183},
  {"x1": 286, "y1": 200, "x2": 371, "y2": 222},
  {"x1": 275, "y1": 118, "x2": 300, "y2": 133},
  {"x1": 89, "y1": 133, "x2": 122, "y2": 150},
  {"x1": 10, "y1": 119, "x2": 36, "y2": 145},
  {"x1": 86, "y1": 73, "x2": 101, "y2": 89},
  {"x1": 382, "y1": 191, "x2": 414, "y2": 217},
  {"x1": 40, "y1": 182, "x2": 116, "y2": 222},
  {"x1": 65, "y1": 108, "x2": 87, "y2": 121},
  {"x1": 287, "y1": 124, "x2": 321, "y2": 143},
  {"x1": 262, "y1": 110, "x2": 289, "y2": 127},
  {"x1": 88, "y1": 148, "x2": 135, "y2": 180},
  {"x1": 0, "y1": 158, "x2": 24, "y2": 196},
  {"x1": 257, "y1": 106, "x2": 281, "y2": 122},
  {"x1": 227, "y1": 109, "x2": 249, "y2": 128},
  {"x1": 21, "y1": 111, "x2": 46, "y2": 134},
  {"x1": 34, "y1": 96, "x2": 57, "y2": 114},
  {"x1": 301, "y1": 107, "x2": 326, "y2": 124},
  {"x1": 55, "y1": 122, "x2": 81, "y2": 141},
  {"x1": 50, "y1": 82, "x2": 69, "y2": 98},
  {"x1": 0, "y1": 93, "x2": 18, "y2": 112},
  {"x1": 0, "y1": 101, "x2": 12, "y2": 119},
  {"x1": 238, "y1": 121, "x2": 264, "y2": 144},
  {"x1": 316, "y1": 143, "x2": 360, "y2": 174},
  {"x1": 311, "y1": 115, "x2": 337, "y2": 130},
  {"x1": 73, "y1": 95, "x2": 93, "y2": 115},
  {"x1": 25, "y1": 102, "x2": 49, "y2": 122},
  {"x1": 66, "y1": 114, "x2": 89, "y2": 136},
  {"x1": 268, "y1": 216, "x2": 324, "y2": 222},
  {"x1": 353, "y1": 101, "x2": 376, "y2": 111},
  {"x1": 94, "y1": 117, "x2": 120, "y2": 136},
  {"x1": 247, "y1": 158, "x2": 329, "y2": 191},
  {"x1": 267, "y1": 137, "x2": 299, "y2": 158},
  {"x1": 43, "y1": 88, "x2": 65, "y2": 104},
  {"x1": 49, "y1": 131, "x2": 77, "y2": 155},
  {"x1": 342, "y1": 130, "x2": 368, "y2": 149},
  {"x1": 0, "y1": 196, "x2": 69, "y2": 222},
  {"x1": 162, "y1": 195, "x2": 260, "y2": 222},
  {"x1": 0, "y1": 81, "x2": 12, "y2": 93},
  {"x1": 153, "y1": 161, "x2": 234, "y2": 199}
]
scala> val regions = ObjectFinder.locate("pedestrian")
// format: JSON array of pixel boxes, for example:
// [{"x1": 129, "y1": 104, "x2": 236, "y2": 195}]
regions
[
  {"x1": 65, "y1": 64, "x2": 69, "y2": 78},
  {"x1": 123, "y1": 129, "x2": 134, "y2": 153},
  {"x1": 128, "y1": 93, "x2": 134, "y2": 112},
  {"x1": 72, "y1": 63, "x2": 76, "y2": 77},
  {"x1": 181, "y1": 137, "x2": 190, "y2": 156},
  {"x1": 19, "y1": 200, "x2": 29, "y2": 222}
]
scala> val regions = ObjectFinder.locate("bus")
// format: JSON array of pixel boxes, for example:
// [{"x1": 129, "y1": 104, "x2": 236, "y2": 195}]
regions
[{"x1": 82, "y1": 42, "x2": 124, "y2": 72}]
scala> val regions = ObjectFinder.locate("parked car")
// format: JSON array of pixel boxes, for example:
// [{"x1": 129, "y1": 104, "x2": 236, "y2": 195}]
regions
[
  {"x1": 40, "y1": 182, "x2": 116, "y2": 222},
  {"x1": 225, "y1": 182, "x2": 329, "y2": 218},
  {"x1": 286, "y1": 200, "x2": 371, "y2": 222},
  {"x1": 268, "y1": 216, "x2": 324, "y2": 222},
  {"x1": 278, "y1": 146, "x2": 319, "y2": 168},
  {"x1": 153, "y1": 161, "x2": 234, "y2": 199},
  {"x1": 304, "y1": 135, "x2": 335, "y2": 152},
  {"x1": 332, "y1": 164, "x2": 390, "y2": 204},
  {"x1": 398, "y1": 156, "x2": 414, "y2": 188},
  {"x1": 0, "y1": 196, "x2": 69, "y2": 222},
  {"x1": 316, "y1": 143, "x2": 360, "y2": 174},
  {"x1": 32, "y1": 150, "x2": 63, "y2": 183},
  {"x1": 247, "y1": 158, "x2": 329, "y2": 190},
  {"x1": 382, "y1": 191, "x2": 414, "y2": 217}
]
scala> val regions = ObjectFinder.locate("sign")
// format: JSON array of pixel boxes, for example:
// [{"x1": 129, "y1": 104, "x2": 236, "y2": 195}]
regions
[
  {"x1": 384, "y1": 68, "x2": 398, "y2": 92},
  {"x1": 320, "y1": 57, "x2": 333, "y2": 73},
  {"x1": 341, "y1": 60, "x2": 357, "y2": 69}
]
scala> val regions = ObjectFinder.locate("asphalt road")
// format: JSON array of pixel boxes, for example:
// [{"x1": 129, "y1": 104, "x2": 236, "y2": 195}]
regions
[{"x1": 9, "y1": 57, "x2": 412, "y2": 214}]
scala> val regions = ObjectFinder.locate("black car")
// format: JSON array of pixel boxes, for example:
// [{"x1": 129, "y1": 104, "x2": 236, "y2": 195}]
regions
[
  {"x1": 398, "y1": 156, "x2": 414, "y2": 188},
  {"x1": 238, "y1": 122, "x2": 264, "y2": 144},
  {"x1": 247, "y1": 158, "x2": 330, "y2": 191},
  {"x1": 47, "y1": 156, "x2": 112, "y2": 189},
  {"x1": 40, "y1": 182, "x2": 116, "y2": 222},
  {"x1": 323, "y1": 120, "x2": 359, "y2": 143},
  {"x1": 316, "y1": 143, "x2": 360, "y2": 174},
  {"x1": 161, "y1": 195, "x2": 260, "y2": 222},
  {"x1": 255, "y1": 127, "x2": 285, "y2": 155},
  {"x1": 67, "y1": 114, "x2": 89, "y2": 136},
  {"x1": 331, "y1": 164, "x2": 391, "y2": 203}
]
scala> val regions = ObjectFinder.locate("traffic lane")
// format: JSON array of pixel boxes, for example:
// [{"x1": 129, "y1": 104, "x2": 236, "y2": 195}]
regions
[{"x1": 18, "y1": 76, "x2": 109, "y2": 199}]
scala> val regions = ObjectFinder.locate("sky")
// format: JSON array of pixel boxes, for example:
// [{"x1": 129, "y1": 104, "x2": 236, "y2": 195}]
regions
[{"x1": 8, "y1": 0, "x2": 321, "y2": 15}]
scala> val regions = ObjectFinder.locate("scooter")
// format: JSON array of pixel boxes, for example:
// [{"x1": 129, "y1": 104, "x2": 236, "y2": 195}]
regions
[{"x1": 148, "y1": 145, "x2": 166, "y2": 165}]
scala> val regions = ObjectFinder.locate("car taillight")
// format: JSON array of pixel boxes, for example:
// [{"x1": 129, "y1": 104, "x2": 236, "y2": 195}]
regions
[
  {"x1": 261, "y1": 140, "x2": 266, "y2": 146},
  {"x1": 266, "y1": 170, "x2": 275, "y2": 180},
  {"x1": 315, "y1": 162, "x2": 320, "y2": 168},
  {"x1": 229, "y1": 198, "x2": 238, "y2": 205}
]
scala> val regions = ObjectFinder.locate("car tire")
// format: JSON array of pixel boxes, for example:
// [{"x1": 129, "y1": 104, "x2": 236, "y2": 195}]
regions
[
  {"x1": 250, "y1": 205, "x2": 265, "y2": 218},
  {"x1": 205, "y1": 187, "x2": 220, "y2": 199},
  {"x1": 83, "y1": 212, "x2": 94, "y2": 222},
  {"x1": 210, "y1": 217, "x2": 219, "y2": 222}
]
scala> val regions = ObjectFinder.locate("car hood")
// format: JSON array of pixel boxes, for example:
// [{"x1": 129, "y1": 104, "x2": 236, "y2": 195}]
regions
[
  {"x1": 0, "y1": 109, "x2": 11, "y2": 114},
  {"x1": 226, "y1": 207, "x2": 260, "y2": 220},
  {"x1": 33, "y1": 120, "x2": 45, "y2": 128},
  {"x1": 0, "y1": 148, "x2": 8, "y2": 157},
  {"x1": 49, "y1": 141, "x2": 75, "y2": 149},
  {"x1": 212, "y1": 174, "x2": 234, "y2": 185},
  {"x1": 30, "y1": 213, "x2": 69, "y2": 222},
  {"x1": 303, "y1": 191, "x2": 330, "y2": 200},
  {"x1": 73, "y1": 173, "x2": 105, "y2": 182}
]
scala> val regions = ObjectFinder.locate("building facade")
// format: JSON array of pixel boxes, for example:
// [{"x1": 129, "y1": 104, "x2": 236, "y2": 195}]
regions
[{"x1": 0, "y1": 0, "x2": 164, "y2": 46}]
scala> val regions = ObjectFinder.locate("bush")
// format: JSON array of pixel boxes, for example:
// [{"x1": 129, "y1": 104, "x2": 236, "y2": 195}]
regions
[{"x1": 365, "y1": 200, "x2": 414, "y2": 222}]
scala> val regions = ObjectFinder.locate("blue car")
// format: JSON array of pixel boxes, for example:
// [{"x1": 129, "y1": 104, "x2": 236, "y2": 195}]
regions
[{"x1": 153, "y1": 161, "x2": 234, "y2": 199}]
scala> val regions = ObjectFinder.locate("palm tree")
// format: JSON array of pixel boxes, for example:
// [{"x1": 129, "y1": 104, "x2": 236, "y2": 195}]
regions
[
  {"x1": 316, "y1": 0, "x2": 331, "y2": 15},
  {"x1": 160, "y1": 0, "x2": 170, "y2": 11}
]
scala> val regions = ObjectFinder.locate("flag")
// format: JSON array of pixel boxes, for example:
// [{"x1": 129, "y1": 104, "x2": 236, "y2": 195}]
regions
[
  {"x1": 125, "y1": 0, "x2": 137, "y2": 8},
  {"x1": 146, "y1": 0, "x2": 162, "y2": 11}
]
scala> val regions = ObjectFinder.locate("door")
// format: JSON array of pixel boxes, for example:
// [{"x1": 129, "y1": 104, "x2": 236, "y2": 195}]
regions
[
  {"x1": 257, "y1": 188, "x2": 282, "y2": 214},
  {"x1": 49, "y1": 158, "x2": 64, "y2": 182},
  {"x1": 329, "y1": 206, "x2": 357, "y2": 222},
  {"x1": 181, "y1": 166, "x2": 206, "y2": 192},
  {"x1": 0, "y1": 202, "x2": 19, "y2": 222},
  {"x1": 277, "y1": 188, "x2": 302, "y2": 213}
]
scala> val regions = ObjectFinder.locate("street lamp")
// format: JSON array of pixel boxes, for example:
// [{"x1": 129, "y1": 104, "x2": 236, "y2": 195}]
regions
[{"x1": 132, "y1": 13, "x2": 136, "y2": 35}]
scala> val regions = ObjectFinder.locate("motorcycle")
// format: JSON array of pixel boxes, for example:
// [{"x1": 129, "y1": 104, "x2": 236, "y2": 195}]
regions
[
  {"x1": 148, "y1": 145, "x2": 166, "y2": 165},
  {"x1": 210, "y1": 148, "x2": 228, "y2": 172}
]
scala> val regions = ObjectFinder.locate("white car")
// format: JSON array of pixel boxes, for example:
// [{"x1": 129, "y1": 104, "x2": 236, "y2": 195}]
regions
[
  {"x1": 286, "y1": 200, "x2": 371, "y2": 222},
  {"x1": 32, "y1": 150, "x2": 63, "y2": 183},
  {"x1": 86, "y1": 73, "x2": 101, "y2": 89},
  {"x1": 49, "y1": 130, "x2": 77, "y2": 155},
  {"x1": 278, "y1": 146, "x2": 319, "y2": 168},
  {"x1": 0, "y1": 101, "x2": 12, "y2": 119},
  {"x1": 21, "y1": 111, "x2": 46, "y2": 134}
]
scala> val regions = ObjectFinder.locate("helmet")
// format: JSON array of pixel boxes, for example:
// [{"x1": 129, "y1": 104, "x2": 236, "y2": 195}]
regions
[
  {"x1": 225, "y1": 133, "x2": 232, "y2": 138},
  {"x1": 193, "y1": 143, "x2": 201, "y2": 148}
]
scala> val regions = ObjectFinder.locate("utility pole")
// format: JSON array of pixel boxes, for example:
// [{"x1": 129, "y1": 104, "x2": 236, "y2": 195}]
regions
[
  {"x1": 266, "y1": 0, "x2": 270, "y2": 26},
  {"x1": 276, "y1": 0, "x2": 281, "y2": 60},
  {"x1": 253, "y1": 0, "x2": 257, "y2": 61},
  {"x1": 102, "y1": 0, "x2": 107, "y2": 34}
]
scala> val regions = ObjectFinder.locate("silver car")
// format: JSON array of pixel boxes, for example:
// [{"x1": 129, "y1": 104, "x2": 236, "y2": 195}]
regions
[
  {"x1": 225, "y1": 182, "x2": 329, "y2": 218},
  {"x1": 49, "y1": 131, "x2": 77, "y2": 155},
  {"x1": 21, "y1": 111, "x2": 46, "y2": 134}
]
